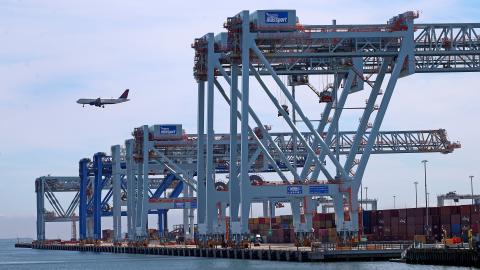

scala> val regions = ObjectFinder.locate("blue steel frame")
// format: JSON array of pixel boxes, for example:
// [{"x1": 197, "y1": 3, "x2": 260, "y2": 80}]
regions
[
  {"x1": 153, "y1": 174, "x2": 184, "y2": 235},
  {"x1": 80, "y1": 153, "x2": 185, "y2": 240},
  {"x1": 79, "y1": 158, "x2": 89, "y2": 240},
  {"x1": 79, "y1": 153, "x2": 127, "y2": 240}
]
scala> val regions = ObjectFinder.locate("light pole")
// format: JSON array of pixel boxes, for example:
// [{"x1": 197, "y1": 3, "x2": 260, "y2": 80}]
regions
[
  {"x1": 364, "y1": 187, "x2": 368, "y2": 211},
  {"x1": 470, "y1": 175, "x2": 475, "y2": 205},
  {"x1": 422, "y1": 160, "x2": 429, "y2": 237},
  {"x1": 393, "y1": 195, "x2": 396, "y2": 209},
  {"x1": 414, "y1": 181, "x2": 418, "y2": 208}
]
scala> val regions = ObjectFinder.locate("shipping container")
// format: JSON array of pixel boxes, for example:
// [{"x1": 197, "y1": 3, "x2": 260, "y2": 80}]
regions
[
  {"x1": 429, "y1": 207, "x2": 440, "y2": 216},
  {"x1": 441, "y1": 214, "x2": 451, "y2": 225},
  {"x1": 452, "y1": 223, "x2": 461, "y2": 235},
  {"x1": 451, "y1": 206, "x2": 460, "y2": 215},
  {"x1": 430, "y1": 215, "x2": 440, "y2": 225},
  {"x1": 408, "y1": 216, "x2": 416, "y2": 225},
  {"x1": 415, "y1": 224, "x2": 424, "y2": 235},
  {"x1": 451, "y1": 214, "x2": 461, "y2": 224},
  {"x1": 415, "y1": 216, "x2": 424, "y2": 225},
  {"x1": 249, "y1": 204, "x2": 480, "y2": 243},
  {"x1": 461, "y1": 205, "x2": 471, "y2": 215}
]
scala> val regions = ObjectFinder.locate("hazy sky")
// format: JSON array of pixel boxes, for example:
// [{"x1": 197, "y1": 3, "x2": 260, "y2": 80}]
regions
[{"x1": 1, "y1": 0, "x2": 479, "y2": 238}]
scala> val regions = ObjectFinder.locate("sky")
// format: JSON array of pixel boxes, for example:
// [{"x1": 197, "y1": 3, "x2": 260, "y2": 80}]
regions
[{"x1": 0, "y1": 0, "x2": 479, "y2": 239}]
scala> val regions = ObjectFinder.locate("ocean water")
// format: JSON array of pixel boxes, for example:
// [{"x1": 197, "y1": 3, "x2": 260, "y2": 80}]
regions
[{"x1": 0, "y1": 239, "x2": 473, "y2": 270}]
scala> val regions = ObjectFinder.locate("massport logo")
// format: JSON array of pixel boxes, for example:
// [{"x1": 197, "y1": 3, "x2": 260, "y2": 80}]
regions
[
  {"x1": 265, "y1": 12, "x2": 288, "y2": 24},
  {"x1": 159, "y1": 125, "x2": 177, "y2": 134}
]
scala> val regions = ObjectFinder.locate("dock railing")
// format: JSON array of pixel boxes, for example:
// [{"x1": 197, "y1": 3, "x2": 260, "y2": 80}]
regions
[
  {"x1": 412, "y1": 242, "x2": 471, "y2": 250},
  {"x1": 312, "y1": 241, "x2": 412, "y2": 252}
]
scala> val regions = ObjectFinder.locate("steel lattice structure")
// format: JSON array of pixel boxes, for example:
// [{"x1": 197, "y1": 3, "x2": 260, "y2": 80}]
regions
[
  {"x1": 36, "y1": 127, "x2": 458, "y2": 241},
  {"x1": 191, "y1": 9, "x2": 479, "y2": 243},
  {"x1": 35, "y1": 9, "x2": 479, "y2": 245}
]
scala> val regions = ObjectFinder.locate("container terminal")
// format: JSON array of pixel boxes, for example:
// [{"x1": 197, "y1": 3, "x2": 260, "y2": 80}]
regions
[{"x1": 17, "y1": 9, "x2": 480, "y2": 267}]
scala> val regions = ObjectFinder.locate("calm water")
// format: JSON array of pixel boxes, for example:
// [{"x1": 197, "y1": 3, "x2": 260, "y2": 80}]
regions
[{"x1": 0, "y1": 239, "x2": 473, "y2": 270}]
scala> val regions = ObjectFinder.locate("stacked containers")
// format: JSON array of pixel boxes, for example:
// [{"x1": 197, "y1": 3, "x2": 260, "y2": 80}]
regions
[
  {"x1": 399, "y1": 209, "x2": 407, "y2": 239},
  {"x1": 362, "y1": 211, "x2": 372, "y2": 234},
  {"x1": 249, "y1": 204, "x2": 478, "y2": 243},
  {"x1": 390, "y1": 210, "x2": 399, "y2": 241},
  {"x1": 472, "y1": 205, "x2": 480, "y2": 234},
  {"x1": 440, "y1": 206, "x2": 452, "y2": 238},
  {"x1": 450, "y1": 206, "x2": 461, "y2": 237},
  {"x1": 460, "y1": 205, "x2": 471, "y2": 240}
]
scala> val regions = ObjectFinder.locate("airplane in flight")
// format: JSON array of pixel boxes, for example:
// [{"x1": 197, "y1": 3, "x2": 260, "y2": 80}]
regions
[{"x1": 77, "y1": 89, "x2": 130, "y2": 108}]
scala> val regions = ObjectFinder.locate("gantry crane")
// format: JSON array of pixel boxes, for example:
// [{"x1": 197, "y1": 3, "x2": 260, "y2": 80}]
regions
[
  {"x1": 36, "y1": 127, "x2": 458, "y2": 242},
  {"x1": 192, "y1": 9, "x2": 479, "y2": 244},
  {"x1": 35, "y1": 9, "x2": 479, "y2": 246}
]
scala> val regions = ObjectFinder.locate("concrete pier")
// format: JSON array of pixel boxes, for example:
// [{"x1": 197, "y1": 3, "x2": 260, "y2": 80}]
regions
[
  {"x1": 405, "y1": 247, "x2": 480, "y2": 267},
  {"x1": 15, "y1": 242, "x2": 405, "y2": 262}
]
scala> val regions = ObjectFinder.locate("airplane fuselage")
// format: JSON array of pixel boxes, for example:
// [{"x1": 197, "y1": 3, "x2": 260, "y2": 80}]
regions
[
  {"x1": 77, "y1": 89, "x2": 130, "y2": 107},
  {"x1": 76, "y1": 98, "x2": 129, "y2": 107}
]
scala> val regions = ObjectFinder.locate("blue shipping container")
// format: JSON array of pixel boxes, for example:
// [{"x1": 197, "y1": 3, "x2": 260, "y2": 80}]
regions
[{"x1": 452, "y1": 223, "x2": 461, "y2": 235}]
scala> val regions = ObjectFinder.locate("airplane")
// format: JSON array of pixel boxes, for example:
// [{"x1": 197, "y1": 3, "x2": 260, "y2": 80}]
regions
[{"x1": 77, "y1": 89, "x2": 130, "y2": 108}]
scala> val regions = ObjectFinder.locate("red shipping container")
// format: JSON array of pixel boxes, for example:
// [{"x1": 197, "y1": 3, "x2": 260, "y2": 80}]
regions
[
  {"x1": 440, "y1": 206, "x2": 452, "y2": 216},
  {"x1": 441, "y1": 214, "x2": 451, "y2": 225},
  {"x1": 407, "y1": 208, "x2": 417, "y2": 217},
  {"x1": 384, "y1": 225, "x2": 391, "y2": 235},
  {"x1": 384, "y1": 216, "x2": 391, "y2": 226},
  {"x1": 415, "y1": 216, "x2": 424, "y2": 225},
  {"x1": 399, "y1": 223, "x2": 407, "y2": 235},
  {"x1": 472, "y1": 223, "x2": 479, "y2": 234},
  {"x1": 461, "y1": 205, "x2": 471, "y2": 216},
  {"x1": 415, "y1": 208, "x2": 424, "y2": 217},
  {"x1": 391, "y1": 217, "x2": 399, "y2": 226},
  {"x1": 415, "y1": 224, "x2": 424, "y2": 235},
  {"x1": 451, "y1": 206, "x2": 460, "y2": 215},
  {"x1": 407, "y1": 216, "x2": 416, "y2": 225},
  {"x1": 472, "y1": 213, "x2": 480, "y2": 224},
  {"x1": 451, "y1": 214, "x2": 461, "y2": 224},
  {"x1": 430, "y1": 215, "x2": 440, "y2": 225},
  {"x1": 407, "y1": 224, "x2": 415, "y2": 237},
  {"x1": 391, "y1": 222, "x2": 399, "y2": 235}
]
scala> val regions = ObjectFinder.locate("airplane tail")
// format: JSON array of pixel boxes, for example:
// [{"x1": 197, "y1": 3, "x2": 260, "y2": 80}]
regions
[{"x1": 119, "y1": 89, "x2": 129, "y2": 99}]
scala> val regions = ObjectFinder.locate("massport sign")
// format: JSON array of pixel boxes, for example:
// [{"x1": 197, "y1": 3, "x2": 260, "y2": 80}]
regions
[{"x1": 265, "y1": 11, "x2": 289, "y2": 24}]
